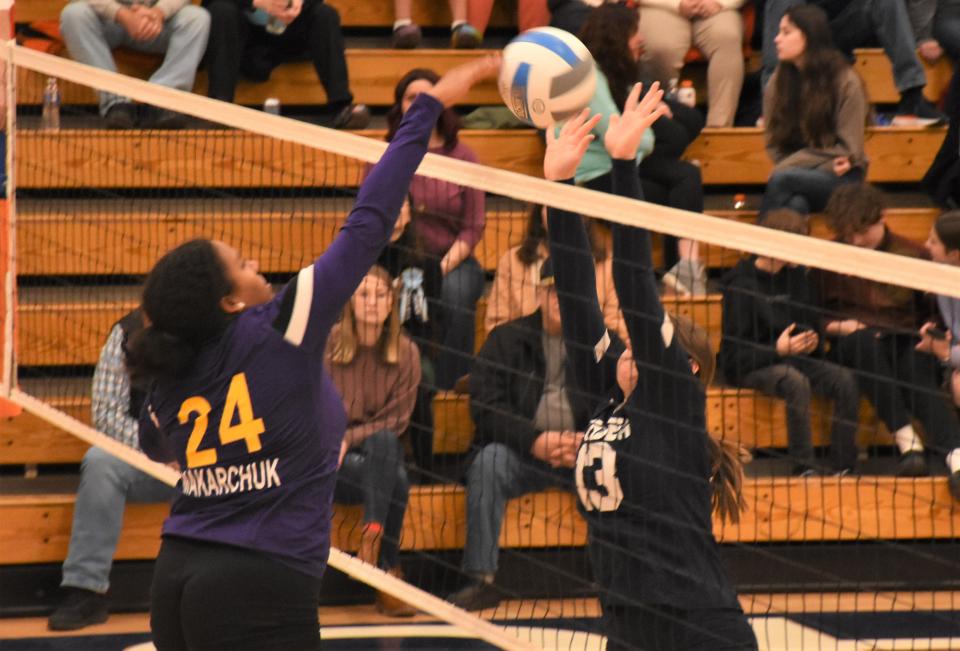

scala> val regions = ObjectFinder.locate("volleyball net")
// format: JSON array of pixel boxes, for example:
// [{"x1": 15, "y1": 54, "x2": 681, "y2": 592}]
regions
[{"x1": 2, "y1": 38, "x2": 959, "y2": 650}]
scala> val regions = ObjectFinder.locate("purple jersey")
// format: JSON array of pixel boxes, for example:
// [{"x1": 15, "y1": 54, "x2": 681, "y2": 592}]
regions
[{"x1": 138, "y1": 94, "x2": 444, "y2": 577}]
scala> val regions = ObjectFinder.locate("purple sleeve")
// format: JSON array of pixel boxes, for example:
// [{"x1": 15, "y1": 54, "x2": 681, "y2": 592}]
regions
[
  {"x1": 454, "y1": 144, "x2": 485, "y2": 249},
  {"x1": 138, "y1": 397, "x2": 176, "y2": 463},
  {"x1": 273, "y1": 94, "x2": 444, "y2": 351}
]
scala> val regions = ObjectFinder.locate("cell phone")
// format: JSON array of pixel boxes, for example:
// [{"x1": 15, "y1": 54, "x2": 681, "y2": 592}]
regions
[
  {"x1": 927, "y1": 326, "x2": 948, "y2": 341},
  {"x1": 793, "y1": 324, "x2": 815, "y2": 335}
]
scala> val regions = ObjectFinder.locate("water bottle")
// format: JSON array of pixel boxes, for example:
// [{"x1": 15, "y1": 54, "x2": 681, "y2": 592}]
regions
[
  {"x1": 677, "y1": 80, "x2": 696, "y2": 108},
  {"x1": 733, "y1": 193, "x2": 747, "y2": 210},
  {"x1": 263, "y1": 98, "x2": 281, "y2": 115},
  {"x1": 265, "y1": 1, "x2": 292, "y2": 35},
  {"x1": 41, "y1": 77, "x2": 61, "y2": 131}
]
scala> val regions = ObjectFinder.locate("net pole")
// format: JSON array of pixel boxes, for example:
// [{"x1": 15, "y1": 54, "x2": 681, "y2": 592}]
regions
[
  {"x1": 4, "y1": 43, "x2": 960, "y2": 298},
  {"x1": 0, "y1": 0, "x2": 14, "y2": 402},
  {"x1": 9, "y1": 387, "x2": 540, "y2": 650}
]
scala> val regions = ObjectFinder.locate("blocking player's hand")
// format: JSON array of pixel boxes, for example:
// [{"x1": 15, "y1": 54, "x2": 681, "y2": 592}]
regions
[
  {"x1": 425, "y1": 54, "x2": 501, "y2": 108},
  {"x1": 544, "y1": 108, "x2": 601, "y2": 181},
  {"x1": 604, "y1": 82, "x2": 667, "y2": 161}
]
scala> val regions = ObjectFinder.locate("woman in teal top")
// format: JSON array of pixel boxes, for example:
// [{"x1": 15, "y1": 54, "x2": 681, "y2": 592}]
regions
[{"x1": 575, "y1": 2, "x2": 709, "y2": 297}]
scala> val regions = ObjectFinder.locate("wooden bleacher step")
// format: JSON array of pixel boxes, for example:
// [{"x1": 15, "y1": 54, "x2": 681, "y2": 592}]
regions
[
  {"x1": 2, "y1": 477, "x2": 957, "y2": 566},
  {"x1": 17, "y1": 126, "x2": 944, "y2": 187}
]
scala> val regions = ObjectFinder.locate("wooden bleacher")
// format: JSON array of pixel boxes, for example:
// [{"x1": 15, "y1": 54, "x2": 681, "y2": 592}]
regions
[
  {"x1": 5, "y1": 0, "x2": 957, "y2": 577},
  {"x1": 2, "y1": 476, "x2": 957, "y2": 566},
  {"x1": 16, "y1": 125, "x2": 946, "y2": 188}
]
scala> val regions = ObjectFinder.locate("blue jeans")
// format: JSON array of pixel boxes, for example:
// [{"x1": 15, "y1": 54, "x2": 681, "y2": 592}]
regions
[
  {"x1": 761, "y1": 0, "x2": 926, "y2": 93},
  {"x1": 61, "y1": 447, "x2": 175, "y2": 593},
  {"x1": 462, "y1": 443, "x2": 571, "y2": 575},
  {"x1": 436, "y1": 255, "x2": 485, "y2": 390},
  {"x1": 60, "y1": 2, "x2": 210, "y2": 114},
  {"x1": 759, "y1": 166, "x2": 864, "y2": 216},
  {"x1": 333, "y1": 429, "x2": 409, "y2": 570}
]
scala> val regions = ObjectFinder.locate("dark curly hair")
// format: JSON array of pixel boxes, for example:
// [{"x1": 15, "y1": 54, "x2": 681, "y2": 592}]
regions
[
  {"x1": 126, "y1": 239, "x2": 234, "y2": 382},
  {"x1": 385, "y1": 68, "x2": 462, "y2": 149},
  {"x1": 767, "y1": 5, "x2": 865, "y2": 153},
  {"x1": 578, "y1": 2, "x2": 640, "y2": 110}
]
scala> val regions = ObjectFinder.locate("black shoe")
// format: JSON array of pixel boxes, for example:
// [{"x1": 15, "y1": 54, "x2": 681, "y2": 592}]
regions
[
  {"x1": 893, "y1": 97, "x2": 947, "y2": 127},
  {"x1": 332, "y1": 103, "x2": 371, "y2": 130},
  {"x1": 447, "y1": 580, "x2": 501, "y2": 611},
  {"x1": 103, "y1": 103, "x2": 137, "y2": 129},
  {"x1": 948, "y1": 471, "x2": 960, "y2": 502},
  {"x1": 143, "y1": 107, "x2": 188, "y2": 130},
  {"x1": 47, "y1": 587, "x2": 108, "y2": 631},
  {"x1": 897, "y1": 450, "x2": 928, "y2": 477}
]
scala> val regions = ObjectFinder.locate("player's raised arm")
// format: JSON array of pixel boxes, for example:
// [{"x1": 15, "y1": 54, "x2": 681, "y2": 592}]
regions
[
  {"x1": 602, "y1": 83, "x2": 679, "y2": 364},
  {"x1": 543, "y1": 108, "x2": 622, "y2": 398},
  {"x1": 273, "y1": 56, "x2": 500, "y2": 351}
]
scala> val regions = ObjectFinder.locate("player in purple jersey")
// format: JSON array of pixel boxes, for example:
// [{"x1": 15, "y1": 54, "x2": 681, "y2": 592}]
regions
[
  {"x1": 543, "y1": 88, "x2": 757, "y2": 650},
  {"x1": 125, "y1": 56, "x2": 499, "y2": 651}
]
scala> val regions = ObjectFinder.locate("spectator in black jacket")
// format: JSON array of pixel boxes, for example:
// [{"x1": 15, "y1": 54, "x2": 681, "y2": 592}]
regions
[
  {"x1": 446, "y1": 258, "x2": 591, "y2": 612},
  {"x1": 718, "y1": 209, "x2": 859, "y2": 475}
]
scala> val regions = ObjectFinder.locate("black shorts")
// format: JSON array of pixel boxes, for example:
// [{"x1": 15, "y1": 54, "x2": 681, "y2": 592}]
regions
[
  {"x1": 150, "y1": 536, "x2": 322, "y2": 651},
  {"x1": 603, "y1": 601, "x2": 757, "y2": 651}
]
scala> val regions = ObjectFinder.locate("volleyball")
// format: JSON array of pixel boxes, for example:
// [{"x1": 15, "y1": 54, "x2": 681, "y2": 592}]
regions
[{"x1": 498, "y1": 27, "x2": 597, "y2": 129}]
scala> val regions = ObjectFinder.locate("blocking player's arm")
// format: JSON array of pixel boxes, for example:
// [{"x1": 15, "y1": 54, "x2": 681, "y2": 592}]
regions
[
  {"x1": 271, "y1": 94, "x2": 443, "y2": 351},
  {"x1": 608, "y1": 160, "x2": 688, "y2": 374},
  {"x1": 547, "y1": 198, "x2": 622, "y2": 400},
  {"x1": 138, "y1": 399, "x2": 177, "y2": 464}
]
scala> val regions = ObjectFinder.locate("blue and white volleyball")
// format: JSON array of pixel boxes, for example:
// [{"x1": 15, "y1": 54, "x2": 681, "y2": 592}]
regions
[{"x1": 498, "y1": 27, "x2": 597, "y2": 129}]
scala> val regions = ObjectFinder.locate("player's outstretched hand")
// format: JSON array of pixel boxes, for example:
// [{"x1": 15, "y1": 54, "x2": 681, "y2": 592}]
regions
[
  {"x1": 426, "y1": 55, "x2": 501, "y2": 108},
  {"x1": 604, "y1": 82, "x2": 667, "y2": 161},
  {"x1": 544, "y1": 108, "x2": 602, "y2": 181}
]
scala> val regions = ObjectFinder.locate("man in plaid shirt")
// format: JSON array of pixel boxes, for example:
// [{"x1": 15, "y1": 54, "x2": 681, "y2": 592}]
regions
[{"x1": 48, "y1": 310, "x2": 176, "y2": 631}]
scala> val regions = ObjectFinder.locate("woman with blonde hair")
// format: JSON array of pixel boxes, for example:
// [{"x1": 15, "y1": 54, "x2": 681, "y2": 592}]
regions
[{"x1": 327, "y1": 265, "x2": 421, "y2": 616}]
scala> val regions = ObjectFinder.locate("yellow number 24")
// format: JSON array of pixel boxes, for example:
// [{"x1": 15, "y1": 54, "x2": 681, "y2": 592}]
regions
[{"x1": 179, "y1": 372, "x2": 266, "y2": 469}]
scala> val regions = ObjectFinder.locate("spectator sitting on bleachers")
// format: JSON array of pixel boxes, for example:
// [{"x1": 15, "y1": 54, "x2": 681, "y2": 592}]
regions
[
  {"x1": 924, "y1": 68, "x2": 959, "y2": 207},
  {"x1": 387, "y1": 69, "x2": 486, "y2": 390},
  {"x1": 577, "y1": 2, "x2": 709, "y2": 296},
  {"x1": 468, "y1": 0, "x2": 549, "y2": 39},
  {"x1": 638, "y1": 0, "x2": 746, "y2": 127},
  {"x1": 326, "y1": 266, "x2": 420, "y2": 616},
  {"x1": 47, "y1": 310, "x2": 177, "y2": 631},
  {"x1": 446, "y1": 258, "x2": 588, "y2": 611},
  {"x1": 484, "y1": 204, "x2": 628, "y2": 343},
  {"x1": 60, "y1": 0, "x2": 210, "y2": 129},
  {"x1": 760, "y1": 5, "x2": 868, "y2": 217},
  {"x1": 377, "y1": 198, "x2": 445, "y2": 478},
  {"x1": 761, "y1": 0, "x2": 946, "y2": 125},
  {"x1": 921, "y1": 210, "x2": 960, "y2": 410},
  {"x1": 203, "y1": 0, "x2": 370, "y2": 129},
  {"x1": 719, "y1": 208, "x2": 859, "y2": 475},
  {"x1": 818, "y1": 183, "x2": 960, "y2": 499},
  {"x1": 391, "y1": 0, "x2": 481, "y2": 49}
]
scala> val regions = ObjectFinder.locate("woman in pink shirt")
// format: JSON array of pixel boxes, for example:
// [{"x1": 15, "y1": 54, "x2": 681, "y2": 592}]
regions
[{"x1": 387, "y1": 69, "x2": 487, "y2": 389}]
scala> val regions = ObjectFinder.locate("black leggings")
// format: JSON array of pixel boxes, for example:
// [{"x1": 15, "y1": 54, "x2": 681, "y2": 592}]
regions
[
  {"x1": 603, "y1": 601, "x2": 758, "y2": 651},
  {"x1": 151, "y1": 537, "x2": 322, "y2": 651}
]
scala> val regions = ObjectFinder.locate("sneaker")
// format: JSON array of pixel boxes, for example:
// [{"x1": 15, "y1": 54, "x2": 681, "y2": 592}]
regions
[
  {"x1": 142, "y1": 107, "x2": 188, "y2": 130},
  {"x1": 948, "y1": 470, "x2": 960, "y2": 502},
  {"x1": 332, "y1": 103, "x2": 371, "y2": 130},
  {"x1": 792, "y1": 463, "x2": 821, "y2": 477},
  {"x1": 893, "y1": 98, "x2": 947, "y2": 127},
  {"x1": 897, "y1": 450, "x2": 928, "y2": 477},
  {"x1": 48, "y1": 587, "x2": 108, "y2": 631},
  {"x1": 103, "y1": 102, "x2": 137, "y2": 129},
  {"x1": 447, "y1": 579, "x2": 501, "y2": 611},
  {"x1": 392, "y1": 23, "x2": 422, "y2": 49},
  {"x1": 450, "y1": 23, "x2": 481, "y2": 49},
  {"x1": 375, "y1": 568, "x2": 417, "y2": 617}
]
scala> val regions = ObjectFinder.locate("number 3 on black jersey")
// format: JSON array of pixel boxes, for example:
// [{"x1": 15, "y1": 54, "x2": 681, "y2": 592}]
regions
[
  {"x1": 179, "y1": 372, "x2": 265, "y2": 468},
  {"x1": 576, "y1": 441, "x2": 624, "y2": 512}
]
